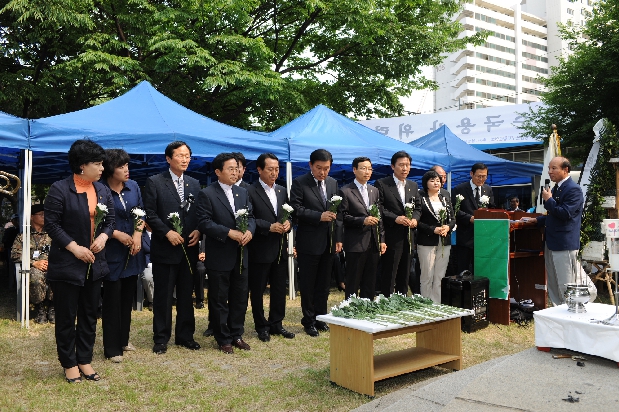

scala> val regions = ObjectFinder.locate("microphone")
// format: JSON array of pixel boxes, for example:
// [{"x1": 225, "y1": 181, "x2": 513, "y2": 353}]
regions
[{"x1": 541, "y1": 179, "x2": 550, "y2": 204}]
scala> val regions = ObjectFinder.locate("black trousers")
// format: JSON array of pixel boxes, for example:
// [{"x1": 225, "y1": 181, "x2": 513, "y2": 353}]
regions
[
  {"x1": 208, "y1": 255, "x2": 248, "y2": 346},
  {"x1": 102, "y1": 276, "x2": 137, "y2": 358},
  {"x1": 345, "y1": 245, "x2": 379, "y2": 300},
  {"x1": 297, "y1": 247, "x2": 334, "y2": 327},
  {"x1": 49, "y1": 277, "x2": 102, "y2": 369},
  {"x1": 152, "y1": 259, "x2": 195, "y2": 344},
  {"x1": 381, "y1": 237, "x2": 412, "y2": 297},
  {"x1": 194, "y1": 261, "x2": 206, "y2": 304},
  {"x1": 454, "y1": 245, "x2": 474, "y2": 275},
  {"x1": 248, "y1": 258, "x2": 287, "y2": 333}
]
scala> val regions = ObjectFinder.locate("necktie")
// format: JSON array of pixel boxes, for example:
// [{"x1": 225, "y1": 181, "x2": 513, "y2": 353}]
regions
[
  {"x1": 177, "y1": 178, "x2": 184, "y2": 201},
  {"x1": 360, "y1": 185, "x2": 369, "y2": 208},
  {"x1": 475, "y1": 187, "x2": 480, "y2": 204},
  {"x1": 318, "y1": 180, "x2": 327, "y2": 207}
]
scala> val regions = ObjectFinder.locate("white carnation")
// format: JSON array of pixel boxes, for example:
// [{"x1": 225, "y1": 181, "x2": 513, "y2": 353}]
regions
[
  {"x1": 404, "y1": 203, "x2": 414, "y2": 209},
  {"x1": 282, "y1": 203, "x2": 294, "y2": 213},
  {"x1": 234, "y1": 208, "x2": 248, "y2": 218},
  {"x1": 96, "y1": 203, "x2": 108, "y2": 213},
  {"x1": 479, "y1": 195, "x2": 490, "y2": 204},
  {"x1": 131, "y1": 208, "x2": 146, "y2": 217},
  {"x1": 168, "y1": 212, "x2": 180, "y2": 220},
  {"x1": 456, "y1": 194, "x2": 464, "y2": 201},
  {"x1": 330, "y1": 195, "x2": 342, "y2": 202}
]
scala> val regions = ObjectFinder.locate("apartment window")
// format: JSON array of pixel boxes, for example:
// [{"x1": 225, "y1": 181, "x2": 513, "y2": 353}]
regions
[
  {"x1": 522, "y1": 75, "x2": 544, "y2": 85},
  {"x1": 522, "y1": 87, "x2": 544, "y2": 96},
  {"x1": 522, "y1": 39, "x2": 548, "y2": 51},
  {"x1": 475, "y1": 91, "x2": 516, "y2": 103},
  {"x1": 484, "y1": 42, "x2": 516, "y2": 55},
  {"x1": 522, "y1": 64, "x2": 549, "y2": 74},
  {"x1": 522, "y1": 52, "x2": 548, "y2": 63},
  {"x1": 476, "y1": 52, "x2": 515, "y2": 66},
  {"x1": 476, "y1": 78, "x2": 516, "y2": 91},
  {"x1": 475, "y1": 27, "x2": 515, "y2": 42},
  {"x1": 476, "y1": 65, "x2": 516, "y2": 79},
  {"x1": 567, "y1": 8, "x2": 574, "y2": 15},
  {"x1": 474, "y1": 13, "x2": 497, "y2": 25}
]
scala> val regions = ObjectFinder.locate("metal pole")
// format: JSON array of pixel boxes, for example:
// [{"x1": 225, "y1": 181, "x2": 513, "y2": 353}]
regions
[
  {"x1": 286, "y1": 161, "x2": 296, "y2": 299},
  {"x1": 21, "y1": 149, "x2": 32, "y2": 328}
]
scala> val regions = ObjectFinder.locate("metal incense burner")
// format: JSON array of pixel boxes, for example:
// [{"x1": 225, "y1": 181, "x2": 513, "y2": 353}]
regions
[{"x1": 564, "y1": 283, "x2": 590, "y2": 313}]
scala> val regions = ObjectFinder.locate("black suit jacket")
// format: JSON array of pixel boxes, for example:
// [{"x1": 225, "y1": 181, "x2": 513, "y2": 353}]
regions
[
  {"x1": 196, "y1": 181, "x2": 256, "y2": 272},
  {"x1": 289, "y1": 172, "x2": 342, "y2": 255},
  {"x1": 247, "y1": 180, "x2": 291, "y2": 263},
  {"x1": 374, "y1": 176, "x2": 421, "y2": 246},
  {"x1": 144, "y1": 171, "x2": 200, "y2": 265},
  {"x1": 45, "y1": 176, "x2": 115, "y2": 286},
  {"x1": 451, "y1": 181, "x2": 495, "y2": 248},
  {"x1": 338, "y1": 182, "x2": 384, "y2": 253},
  {"x1": 237, "y1": 180, "x2": 250, "y2": 189},
  {"x1": 417, "y1": 190, "x2": 456, "y2": 247}
]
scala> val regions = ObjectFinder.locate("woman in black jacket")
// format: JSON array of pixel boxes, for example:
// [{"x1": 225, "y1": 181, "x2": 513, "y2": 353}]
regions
[
  {"x1": 417, "y1": 170, "x2": 455, "y2": 302},
  {"x1": 44, "y1": 140, "x2": 115, "y2": 383}
]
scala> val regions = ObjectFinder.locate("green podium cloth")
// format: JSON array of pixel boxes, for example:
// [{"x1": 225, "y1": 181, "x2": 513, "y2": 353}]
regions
[{"x1": 474, "y1": 219, "x2": 509, "y2": 299}]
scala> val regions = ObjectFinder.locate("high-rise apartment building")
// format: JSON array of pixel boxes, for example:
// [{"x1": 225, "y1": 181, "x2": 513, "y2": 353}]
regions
[{"x1": 434, "y1": 0, "x2": 595, "y2": 112}]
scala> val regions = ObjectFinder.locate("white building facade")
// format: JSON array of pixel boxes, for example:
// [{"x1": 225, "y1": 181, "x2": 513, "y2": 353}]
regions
[{"x1": 434, "y1": 0, "x2": 595, "y2": 112}]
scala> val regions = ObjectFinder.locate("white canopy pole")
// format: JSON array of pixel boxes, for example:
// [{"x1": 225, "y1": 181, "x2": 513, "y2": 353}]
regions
[
  {"x1": 20, "y1": 149, "x2": 33, "y2": 328},
  {"x1": 286, "y1": 161, "x2": 296, "y2": 300}
]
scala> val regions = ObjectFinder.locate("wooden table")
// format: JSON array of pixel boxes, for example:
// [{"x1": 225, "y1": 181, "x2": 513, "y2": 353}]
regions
[{"x1": 316, "y1": 314, "x2": 464, "y2": 397}]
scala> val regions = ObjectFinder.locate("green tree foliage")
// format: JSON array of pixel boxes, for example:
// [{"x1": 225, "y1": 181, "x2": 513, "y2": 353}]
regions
[
  {"x1": 0, "y1": 0, "x2": 485, "y2": 129},
  {"x1": 519, "y1": 0, "x2": 619, "y2": 163}
]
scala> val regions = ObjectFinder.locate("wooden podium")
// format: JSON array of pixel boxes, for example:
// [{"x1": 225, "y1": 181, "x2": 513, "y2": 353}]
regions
[{"x1": 474, "y1": 209, "x2": 547, "y2": 325}]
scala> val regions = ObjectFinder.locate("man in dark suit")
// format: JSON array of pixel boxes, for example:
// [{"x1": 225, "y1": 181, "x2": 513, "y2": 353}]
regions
[
  {"x1": 233, "y1": 152, "x2": 250, "y2": 189},
  {"x1": 247, "y1": 153, "x2": 295, "y2": 342},
  {"x1": 526, "y1": 157, "x2": 583, "y2": 306},
  {"x1": 197, "y1": 152, "x2": 256, "y2": 354},
  {"x1": 290, "y1": 149, "x2": 342, "y2": 337},
  {"x1": 451, "y1": 162, "x2": 495, "y2": 275},
  {"x1": 374, "y1": 151, "x2": 421, "y2": 296},
  {"x1": 144, "y1": 141, "x2": 201, "y2": 354},
  {"x1": 338, "y1": 157, "x2": 386, "y2": 300}
]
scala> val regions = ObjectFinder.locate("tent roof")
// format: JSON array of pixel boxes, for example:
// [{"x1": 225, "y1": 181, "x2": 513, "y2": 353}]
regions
[
  {"x1": 0, "y1": 111, "x2": 28, "y2": 165},
  {"x1": 28, "y1": 81, "x2": 287, "y2": 160},
  {"x1": 270, "y1": 105, "x2": 449, "y2": 169},
  {"x1": 410, "y1": 125, "x2": 542, "y2": 183}
]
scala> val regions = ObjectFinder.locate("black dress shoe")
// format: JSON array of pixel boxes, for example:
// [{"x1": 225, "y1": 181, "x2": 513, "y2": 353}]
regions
[
  {"x1": 315, "y1": 322, "x2": 330, "y2": 332},
  {"x1": 153, "y1": 343, "x2": 167, "y2": 354},
  {"x1": 304, "y1": 326, "x2": 319, "y2": 337},
  {"x1": 257, "y1": 331, "x2": 271, "y2": 342},
  {"x1": 203, "y1": 328, "x2": 214, "y2": 337},
  {"x1": 219, "y1": 344, "x2": 233, "y2": 354},
  {"x1": 175, "y1": 339, "x2": 201, "y2": 350},
  {"x1": 271, "y1": 328, "x2": 295, "y2": 339},
  {"x1": 232, "y1": 338, "x2": 251, "y2": 350}
]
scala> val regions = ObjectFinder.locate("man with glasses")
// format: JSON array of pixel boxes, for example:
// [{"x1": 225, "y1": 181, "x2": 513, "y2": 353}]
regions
[
  {"x1": 451, "y1": 163, "x2": 495, "y2": 275},
  {"x1": 374, "y1": 151, "x2": 421, "y2": 296},
  {"x1": 11, "y1": 204, "x2": 54, "y2": 323},
  {"x1": 144, "y1": 141, "x2": 201, "y2": 354}
]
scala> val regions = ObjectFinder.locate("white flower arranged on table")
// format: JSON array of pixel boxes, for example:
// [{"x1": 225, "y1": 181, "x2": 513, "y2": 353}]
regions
[
  {"x1": 404, "y1": 202, "x2": 415, "y2": 254},
  {"x1": 278, "y1": 203, "x2": 294, "y2": 264},
  {"x1": 88, "y1": 203, "x2": 109, "y2": 278},
  {"x1": 479, "y1": 195, "x2": 490, "y2": 208},
  {"x1": 328, "y1": 195, "x2": 342, "y2": 251},
  {"x1": 168, "y1": 212, "x2": 193, "y2": 274},
  {"x1": 329, "y1": 293, "x2": 472, "y2": 326},
  {"x1": 235, "y1": 208, "x2": 249, "y2": 274}
]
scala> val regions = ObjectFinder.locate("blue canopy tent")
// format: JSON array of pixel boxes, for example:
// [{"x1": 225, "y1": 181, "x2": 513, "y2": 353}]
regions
[
  {"x1": 0, "y1": 110, "x2": 29, "y2": 173},
  {"x1": 28, "y1": 81, "x2": 288, "y2": 185},
  {"x1": 409, "y1": 125, "x2": 542, "y2": 188},
  {"x1": 269, "y1": 105, "x2": 450, "y2": 184}
]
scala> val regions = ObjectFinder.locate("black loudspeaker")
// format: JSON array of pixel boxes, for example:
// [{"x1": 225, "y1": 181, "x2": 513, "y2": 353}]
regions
[{"x1": 441, "y1": 275, "x2": 489, "y2": 333}]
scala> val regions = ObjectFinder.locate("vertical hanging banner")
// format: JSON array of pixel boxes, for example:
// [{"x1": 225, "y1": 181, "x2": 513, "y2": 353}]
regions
[{"x1": 578, "y1": 119, "x2": 606, "y2": 207}]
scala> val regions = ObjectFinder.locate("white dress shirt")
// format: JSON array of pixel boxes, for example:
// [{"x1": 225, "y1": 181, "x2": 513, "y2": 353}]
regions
[
  {"x1": 259, "y1": 178, "x2": 278, "y2": 214},
  {"x1": 219, "y1": 181, "x2": 236, "y2": 213}
]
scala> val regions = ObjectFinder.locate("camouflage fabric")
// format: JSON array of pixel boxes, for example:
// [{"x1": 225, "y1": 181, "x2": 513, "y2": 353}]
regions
[{"x1": 11, "y1": 229, "x2": 53, "y2": 304}]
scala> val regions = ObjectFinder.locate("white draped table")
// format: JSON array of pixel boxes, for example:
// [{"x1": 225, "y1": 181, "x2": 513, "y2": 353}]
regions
[
  {"x1": 534, "y1": 303, "x2": 619, "y2": 365},
  {"x1": 316, "y1": 312, "x2": 471, "y2": 396}
]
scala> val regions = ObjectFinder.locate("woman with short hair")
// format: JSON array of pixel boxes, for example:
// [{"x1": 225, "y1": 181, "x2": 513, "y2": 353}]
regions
[
  {"x1": 101, "y1": 149, "x2": 146, "y2": 362},
  {"x1": 44, "y1": 139, "x2": 115, "y2": 383}
]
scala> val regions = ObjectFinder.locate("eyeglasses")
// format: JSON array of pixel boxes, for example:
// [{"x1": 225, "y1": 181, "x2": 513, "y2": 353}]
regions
[
  {"x1": 173, "y1": 154, "x2": 191, "y2": 160},
  {"x1": 357, "y1": 167, "x2": 373, "y2": 172}
]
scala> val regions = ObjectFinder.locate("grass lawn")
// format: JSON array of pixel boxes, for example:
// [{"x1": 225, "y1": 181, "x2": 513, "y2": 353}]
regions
[{"x1": 0, "y1": 268, "x2": 537, "y2": 412}]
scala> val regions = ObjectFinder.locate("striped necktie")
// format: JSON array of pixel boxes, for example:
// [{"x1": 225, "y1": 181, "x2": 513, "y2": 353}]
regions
[{"x1": 177, "y1": 178, "x2": 184, "y2": 201}]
